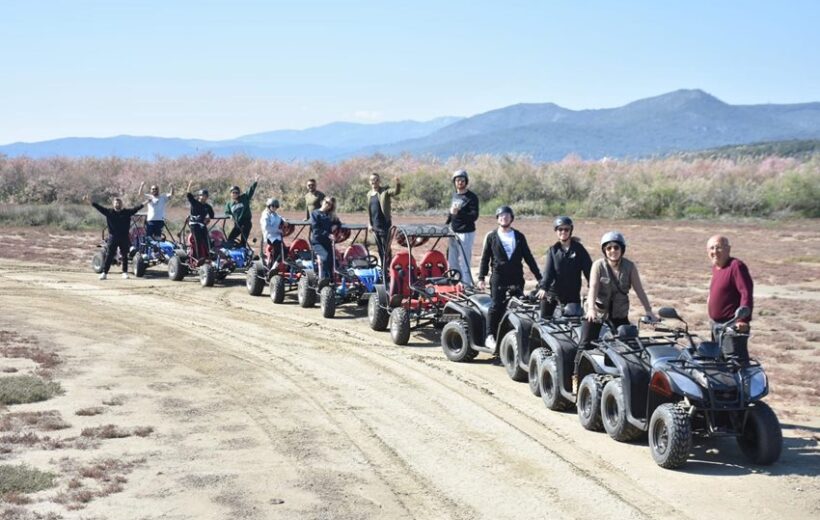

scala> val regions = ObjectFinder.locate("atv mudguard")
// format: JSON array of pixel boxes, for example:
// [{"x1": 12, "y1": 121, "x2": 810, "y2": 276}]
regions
[
  {"x1": 498, "y1": 310, "x2": 535, "y2": 370},
  {"x1": 530, "y1": 324, "x2": 577, "y2": 395},
  {"x1": 442, "y1": 301, "x2": 486, "y2": 346}
]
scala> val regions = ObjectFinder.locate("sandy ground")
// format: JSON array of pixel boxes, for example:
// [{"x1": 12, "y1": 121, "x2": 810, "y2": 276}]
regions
[{"x1": 0, "y1": 217, "x2": 819, "y2": 519}]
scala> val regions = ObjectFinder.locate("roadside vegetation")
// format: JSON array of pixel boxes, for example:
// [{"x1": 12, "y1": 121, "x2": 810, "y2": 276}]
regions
[{"x1": 1, "y1": 149, "x2": 818, "y2": 224}]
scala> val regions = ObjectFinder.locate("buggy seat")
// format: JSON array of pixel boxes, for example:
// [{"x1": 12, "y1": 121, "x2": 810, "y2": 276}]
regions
[
  {"x1": 289, "y1": 238, "x2": 311, "y2": 261},
  {"x1": 344, "y1": 244, "x2": 370, "y2": 268},
  {"x1": 419, "y1": 250, "x2": 447, "y2": 280},
  {"x1": 389, "y1": 251, "x2": 418, "y2": 302},
  {"x1": 210, "y1": 229, "x2": 227, "y2": 248}
]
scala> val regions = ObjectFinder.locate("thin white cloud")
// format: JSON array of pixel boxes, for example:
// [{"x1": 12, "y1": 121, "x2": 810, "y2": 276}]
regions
[{"x1": 352, "y1": 110, "x2": 384, "y2": 122}]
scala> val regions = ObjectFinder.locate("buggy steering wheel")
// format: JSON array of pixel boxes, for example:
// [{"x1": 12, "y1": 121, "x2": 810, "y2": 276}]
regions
[
  {"x1": 443, "y1": 268, "x2": 462, "y2": 283},
  {"x1": 366, "y1": 254, "x2": 380, "y2": 267}
]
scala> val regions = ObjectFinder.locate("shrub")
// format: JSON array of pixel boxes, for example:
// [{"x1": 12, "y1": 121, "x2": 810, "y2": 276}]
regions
[
  {"x1": 0, "y1": 376, "x2": 62, "y2": 405},
  {"x1": 0, "y1": 464, "x2": 56, "y2": 494}
]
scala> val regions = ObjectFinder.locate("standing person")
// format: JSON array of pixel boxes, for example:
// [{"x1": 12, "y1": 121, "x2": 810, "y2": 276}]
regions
[
  {"x1": 91, "y1": 197, "x2": 144, "y2": 280},
  {"x1": 535, "y1": 216, "x2": 592, "y2": 318},
  {"x1": 477, "y1": 206, "x2": 542, "y2": 349},
  {"x1": 366, "y1": 172, "x2": 401, "y2": 267},
  {"x1": 309, "y1": 197, "x2": 342, "y2": 281},
  {"x1": 225, "y1": 176, "x2": 259, "y2": 247},
  {"x1": 707, "y1": 235, "x2": 754, "y2": 363},
  {"x1": 304, "y1": 178, "x2": 325, "y2": 219},
  {"x1": 446, "y1": 169, "x2": 479, "y2": 286},
  {"x1": 185, "y1": 181, "x2": 215, "y2": 265},
  {"x1": 137, "y1": 181, "x2": 174, "y2": 238},
  {"x1": 580, "y1": 231, "x2": 656, "y2": 348},
  {"x1": 260, "y1": 198, "x2": 286, "y2": 269}
]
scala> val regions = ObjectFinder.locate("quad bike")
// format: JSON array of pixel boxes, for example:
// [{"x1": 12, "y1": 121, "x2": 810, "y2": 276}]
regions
[
  {"x1": 167, "y1": 215, "x2": 256, "y2": 287},
  {"x1": 525, "y1": 302, "x2": 585, "y2": 400},
  {"x1": 637, "y1": 306, "x2": 782, "y2": 468},
  {"x1": 368, "y1": 224, "x2": 469, "y2": 345},
  {"x1": 91, "y1": 213, "x2": 146, "y2": 273},
  {"x1": 132, "y1": 220, "x2": 178, "y2": 277}
]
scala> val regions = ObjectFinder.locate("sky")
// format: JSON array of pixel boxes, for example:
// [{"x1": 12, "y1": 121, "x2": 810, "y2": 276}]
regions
[{"x1": 1, "y1": 0, "x2": 819, "y2": 144}]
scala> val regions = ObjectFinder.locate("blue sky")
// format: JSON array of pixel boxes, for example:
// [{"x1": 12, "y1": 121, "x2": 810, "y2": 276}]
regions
[{"x1": 1, "y1": 0, "x2": 818, "y2": 144}]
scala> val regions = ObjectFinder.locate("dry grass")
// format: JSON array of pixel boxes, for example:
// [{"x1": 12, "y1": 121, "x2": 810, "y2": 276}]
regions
[
  {"x1": 101, "y1": 396, "x2": 125, "y2": 406},
  {"x1": 80, "y1": 424, "x2": 152, "y2": 440},
  {"x1": 74, "y1": 407, "x2": 104, "y2": 417},
  {"x1": 0, "y1": 411, "x2": 70, "y2": 432},
  {"x1": 51, "y1": 457, "x2": 142, "y2": 510},
  {"x1": 0, "y1": 465, "x2": 56, "y2": 494},
  {"x1": 0, "y1": 376, "x2": 62, "y2": 406}
]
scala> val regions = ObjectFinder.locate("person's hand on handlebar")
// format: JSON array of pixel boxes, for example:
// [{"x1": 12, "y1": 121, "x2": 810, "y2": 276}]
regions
[
  {"x1": 477, "y1": 278, "x2": 485, "y2": 291},
  {"x1": 535, "y1": 288, "x2": 547, "y2": 300},
  {"x1": 735, "y1": 322, "x2": 750, "y2": 333}
]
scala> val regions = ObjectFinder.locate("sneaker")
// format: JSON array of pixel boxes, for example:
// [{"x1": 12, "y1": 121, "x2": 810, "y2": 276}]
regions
[
  {"x1": 122, "y1": 273, "x2": 129, "y2": 280},
  {"x1": 99, "y1": 272, "x2": 107, "y2": 280},
  {"x1": 485, "y1": 335, "x2": 496, "y2": 349}
]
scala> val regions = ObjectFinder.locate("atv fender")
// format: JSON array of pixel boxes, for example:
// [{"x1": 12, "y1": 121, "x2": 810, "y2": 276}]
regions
[
  {"x1": 530, "y1": 326, "x2": 577, "y2": 398},
  {"x1": 442, "y1": 301, "x2": 485, "y2": 347},
  {"x1": 498, "y1": 311, "x2": 535, "y2": 370},
  {"x1": 602, "y1": 348, "x2": 649, "y2": 429}
]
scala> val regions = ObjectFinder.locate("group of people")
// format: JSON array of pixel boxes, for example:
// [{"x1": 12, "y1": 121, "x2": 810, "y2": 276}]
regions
[{"x1": 91, "y1": 169, "x2": 754, "y2": 361}]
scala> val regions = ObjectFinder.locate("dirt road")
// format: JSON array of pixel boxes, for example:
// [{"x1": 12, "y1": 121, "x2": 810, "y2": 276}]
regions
[{"x1": 1, "y1": 259, "x2": 818, "y2": 519}]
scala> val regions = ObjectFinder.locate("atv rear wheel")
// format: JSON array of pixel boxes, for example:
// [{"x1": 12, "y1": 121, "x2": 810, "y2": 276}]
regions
[
  {"x1": 649, "y1": 402, "x2": 692, "y2": 469},
  {"x1": 270, "y1": 275, "x2": 285, "y2": 304},
  {"x1": 297, "y1": 276, "x2": 315, "y2": 307},
  {"x1": 246, "y1": 262, "x2": 265, "y2": 296},
  {"x1": 602, "y1": 378, "x2": 643, "y2": 442},
  {"x1": 92, "y1": 251, "x2": 104, "y2": 274},
  {"x1": 577, "y1": 374, "x2": 606, "y2": 431},
  {"x1": 199, "y1": 264, "x2": 215, "y2": 287},
  {"x1": 168, "y1": 256, "x2": 186, "y2": 281},
  {"x1": 499, "y1": 330, "x2": 527, "y2": 382},
  {"x1": 390, "y1": 307, "x2": 411, "y2": 345},
  {"x1": 320, "y1": 285, "x2": 336, "y2": 318},
  {"x1": 736, "y1": 401, "x2": 782, "y2": 465},
  {"x1": 528, "y1": 348, "x2": 548, "y2": 397},
  {"x1": 133, "y1": 255, "x2": 147, "y2": 278},
  {"x1": 540, "y1": 355, "x2": 572, "y2": 411},
  {"x1": 367, "y1": 293, "x2": 389, "y2": 331},
  {"x1": 441, "y1": 321, "x2": 477, "y2": 362}
]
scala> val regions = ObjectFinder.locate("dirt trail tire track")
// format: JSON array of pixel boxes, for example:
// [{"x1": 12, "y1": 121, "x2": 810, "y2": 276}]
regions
[{"x1": 1, "y1": 261, "x2": 818, "y2": 520}]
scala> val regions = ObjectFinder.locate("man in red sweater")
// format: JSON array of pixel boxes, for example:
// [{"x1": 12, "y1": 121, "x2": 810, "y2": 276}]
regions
[{"x1": 707, "y1": 235, "x2": 754, "y2": 362}]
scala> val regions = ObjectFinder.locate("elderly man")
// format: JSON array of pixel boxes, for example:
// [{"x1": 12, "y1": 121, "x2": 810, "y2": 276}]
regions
[{"x1": 707, "y1": 235, "x2": 754, "y2": 362}]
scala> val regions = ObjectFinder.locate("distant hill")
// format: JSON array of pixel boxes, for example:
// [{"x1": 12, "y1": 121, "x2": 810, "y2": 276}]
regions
[
  {"x1": 3, "y1": 90, "x2": 820, "y2": 161},
  {"x1": 677, "y1": 139, "x2": 820, "y2": 160}
]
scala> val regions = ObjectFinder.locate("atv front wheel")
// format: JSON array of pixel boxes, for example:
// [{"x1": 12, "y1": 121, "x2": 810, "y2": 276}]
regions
[
  {"x1": 367, "y1": 293, "x2": 389, "y2": 331},
  {"x1": 577, "y1": 374, "x2": 606, "y2": 431},
  {"x1": 320, "y1": 285, "x2": 336, "y2": 319},
  {"x1": 540, "y1": 355, "x2": 572, "y2": 411},
  {"x1": 528, "y1": 348, "x2": 548, "y2": 397},
  {"x1": 602, "y1": 378, "x2": 643, "y2": 442},
  {"x1": 499, "y1": 330, "x2": 527, "y2": 382},
  {"x1": 92, "y1": 251, "x2": 104, "y2": 274},
  {"x1": 199, "y1": 264, "x2": 215, "y2": 287},
  {"x1": 246, "y1": 262, "x2": 265, "y2": 296},
  {"x1": 441, "y1": 321, "x2": 477, "y2": 362},
  {"x1": 648, "y1": 402, "x2": 692, "y2": 469},
  {"x1": 168, "y1": 256, "x2": 186, "y2": 281},
  {"x1": 736, "y1": 401, "x2": 782, "y2": 465},
  {"x1": 390, "y1": 307, "x2": 411, "y2": 345},
  {"x1": 270, "y1": 275, "x2": 285, "y2": 304}
]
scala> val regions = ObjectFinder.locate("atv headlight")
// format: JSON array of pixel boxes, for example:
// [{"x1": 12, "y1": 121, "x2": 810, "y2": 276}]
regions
[
  {"x1": 747, "y1": 370, "x2": 768, "y2": 400},
  {"x1": 668, "y1": 372, "x2": 703, "y2": 401}
]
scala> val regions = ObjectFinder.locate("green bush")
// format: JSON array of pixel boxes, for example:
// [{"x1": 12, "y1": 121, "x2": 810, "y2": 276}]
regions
[
  {"x1": 0, "y1": 376, "x2": 63, "y2": 405},
  {"x1": 0, "y1": 464, "x2": 56, "y2": 494}
]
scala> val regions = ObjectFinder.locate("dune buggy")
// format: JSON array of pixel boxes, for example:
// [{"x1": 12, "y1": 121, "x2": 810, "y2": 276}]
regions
[
  {"x1": 245, "y1": 220, "x2": 301, "y2": 297},
  {"x1": 367, "y1": 224, "x2": 469, "y2": 345},
  {"x1": 91, "y1": 213, "x2": 145, "y2": 273},
  {"x1": 132, "y1": 220, "x2": 179, "y2": 277},
  {"x1": 167, "y1": 215, "x2": 256, "y2": 287}
]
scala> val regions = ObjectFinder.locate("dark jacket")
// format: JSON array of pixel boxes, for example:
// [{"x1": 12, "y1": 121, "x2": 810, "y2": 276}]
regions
[
  {"x1": 186, "y1": 193, "x2": 215, "y2": 224},
  {"x1": 309, "y1": 209, "x2": 341, "y2": 244},
  {"x1": 538, "y1": 240, "x2": 592, "y2": 302},
  {"x1": 225, "y1": 181, "x2": 257, "y2": 224},
  {"x1": 92, "y1": 202, "x2": 143, "y2": 237},
  {"x1": 446, "y1": 190, "x2": 479, "y2": 233},
  {"x1": 478, "y1": 229, "x2": 541, "y2": 286}
]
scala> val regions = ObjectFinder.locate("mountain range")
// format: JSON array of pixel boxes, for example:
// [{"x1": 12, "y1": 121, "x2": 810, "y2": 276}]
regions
[{"x1": 3, "y1": 90, "x2": 820, "y2": 161}]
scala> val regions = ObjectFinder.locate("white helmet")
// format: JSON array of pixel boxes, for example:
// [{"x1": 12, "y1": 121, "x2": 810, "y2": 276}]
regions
[
  {"x1": 266, "y1": 198, "x2": 279, "y2": 208},
  {"x1": 452, "y1": 169, "x2": 469, "y2": 184},
  {"x1": 600, "y1": 231, "x2": 626, "y2": 253}
]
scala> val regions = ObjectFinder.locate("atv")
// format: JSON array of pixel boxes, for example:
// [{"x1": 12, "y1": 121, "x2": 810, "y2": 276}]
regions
[
  {"x1": 368, "y1": 224, "x2": 468, "y2": 345},
  {"x1": 526, "y1": 302, "x2": 585, "y2": 402}
]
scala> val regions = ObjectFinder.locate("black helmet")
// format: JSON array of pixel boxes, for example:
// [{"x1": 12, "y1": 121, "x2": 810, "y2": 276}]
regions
[
  {"x1": 230, "y1": 185, "x2": 240, "y2": 193},
  {"x1": 495, "y1": 205, "x2": 514, "y2": 221},
  {"x1": 197, "y1": 189, "x2": 209, "y2": 197},
  {"x1": 553, "y1": 216, "x2": 573, "y2": 231},
  {"x1": 600, "y1": 231, "x2": 626, "y2": 254},
  {"x1": 452, "y1": 169, "x2": 469, "y2": 184}
]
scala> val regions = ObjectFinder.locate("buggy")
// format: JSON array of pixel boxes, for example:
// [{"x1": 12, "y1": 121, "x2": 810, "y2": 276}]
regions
[
  {"x1": 367, "y1": 224, "x2": 469, "y2": 345},
  {"x1": 132, "y1": 217, "x2": 179, "y2": 277},
  {"x1": 91, "y1": 213, "x2": 146, "y2": 273}
]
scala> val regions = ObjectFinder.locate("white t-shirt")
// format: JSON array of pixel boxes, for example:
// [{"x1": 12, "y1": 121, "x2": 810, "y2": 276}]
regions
[
  {"x1": 498, "y1": 228, "x2": 516, "y2": 259},
  {"x1": 260, "y1": 210, "x2": 284, "y2": 243},
  {"x1": 144, "y1": 193, "x2": 170, "y2": 221}
]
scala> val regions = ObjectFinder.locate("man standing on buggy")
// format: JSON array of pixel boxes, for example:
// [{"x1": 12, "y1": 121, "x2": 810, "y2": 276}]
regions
[
  {"x1": 185, "y1": 181, "x2": 215, "y2": 265},
  {"x1": 91, "y1": 197, "x2": 144, "y2": 280},
  {"x1": 137, "y1": 181, "x2": 174, "y2": 238},
  {"x1": 225, "y1": 176, "x2": 259, "y2": 247}
]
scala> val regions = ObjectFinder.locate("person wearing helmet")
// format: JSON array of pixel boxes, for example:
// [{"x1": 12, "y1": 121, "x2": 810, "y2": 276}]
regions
[
  {"x1": 367, "y1": 172, "x2": 401, "y2": 267},
  {"x1": 477, "y1": 206, "x2": 541, "y2": 349},
  {"x1": 535, "y1": 216, "x2": 592, "y2": 318},
  {"x1": 137, "y1": 181, "x2": 175, "y2": 238},
  {"x1": 260, "y1": 198, "x2": 286, "y2": 269},
  {"x1": 580, "y1": 231, "x2": 656, "y2": 348},
  {"x1": 304, "y1": 178, "x2": 325, "y2": 220},
  {"x1": 446, "y1": 169, "x2": 479, "y2": 286},
  {"x1": 185, "y1": 180, "x2": 215, "y2": 264},
  {"x1": 309, "y1": 196, "x2": 342, "y2": 281},
  {"x1": 91, "y1": 196, "x2": 144, "y2": 280},
  {"x1": 225, "y1": 175, "x2": 260, "y2": 248}
]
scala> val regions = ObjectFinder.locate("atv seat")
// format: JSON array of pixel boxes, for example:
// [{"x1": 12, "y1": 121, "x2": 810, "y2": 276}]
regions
[
  {"x1": 468, "y1": 293, "x2": 493, "y2": 321},
  {"x1": 389, "y1": 251, "x2": 418, "y2": 304},
  {"x1": 617, "y1": 324, "x2": 639, "y2": 339},
  {"x1": 562, "y1": 302, "x2": 583, "y2": 317}
]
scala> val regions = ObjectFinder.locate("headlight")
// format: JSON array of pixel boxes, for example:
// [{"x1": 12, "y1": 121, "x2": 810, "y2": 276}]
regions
[
  {"x1": 748, "y1": 370, "x2": 768, "y2": 400},
  {"x1": 668, "y1": 372, "x2": 703, "y2": 401}
]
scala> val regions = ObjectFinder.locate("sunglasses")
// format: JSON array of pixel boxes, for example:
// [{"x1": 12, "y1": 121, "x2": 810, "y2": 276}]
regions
[
  {"x1": 605, "y1": 244, "x2": 621, "y2": 251},
  {"x1": 556, "y1": 227, "x2": 571, "y2": 233}
]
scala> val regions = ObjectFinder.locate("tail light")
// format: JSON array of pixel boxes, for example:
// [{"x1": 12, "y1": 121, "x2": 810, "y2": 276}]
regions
[{"x1": 649, "y1": 371, "x2": 673, "y2": 398}]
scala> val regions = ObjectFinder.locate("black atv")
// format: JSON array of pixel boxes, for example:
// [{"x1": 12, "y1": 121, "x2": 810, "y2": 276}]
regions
[
  {"x1": 526, "y1": 302, "x2": 585, "y2": 405},
  {"x1": 639, "y1": 306, "x2": 782, "y2": 469}
]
